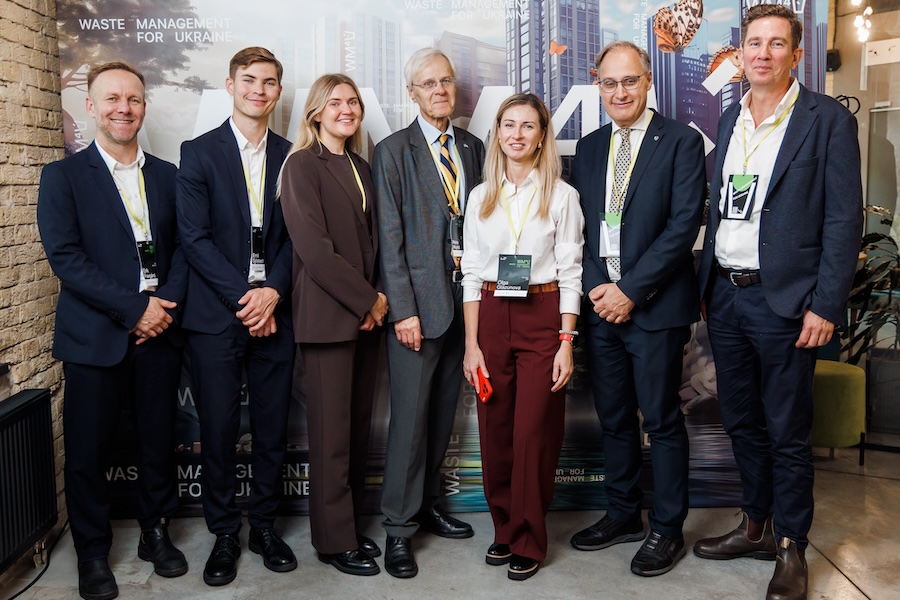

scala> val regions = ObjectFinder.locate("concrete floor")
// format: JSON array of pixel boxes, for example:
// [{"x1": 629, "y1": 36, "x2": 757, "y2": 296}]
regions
[{"x1": 5, "y1": 442, "x2": 899, "y2": 600}]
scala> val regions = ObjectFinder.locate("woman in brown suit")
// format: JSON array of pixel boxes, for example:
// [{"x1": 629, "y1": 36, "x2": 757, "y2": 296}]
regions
[{"x1": 279, "y1": 73, "x2": 388, "y2": 576}]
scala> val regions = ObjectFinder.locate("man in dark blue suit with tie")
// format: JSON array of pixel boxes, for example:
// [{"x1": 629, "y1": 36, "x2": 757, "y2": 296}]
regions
[
  {"x1": 569, "y1": 41, "x2": 706, "y2": 578},
  {"x1": 694, "y1": 6, "x2": 862, "y2": 600},
  {"x1": 176, "y1": 47, "x2": 296, "y2": 586},
  {"x1": 38, "y1": 62, "x2": 188, "y2": 600}
]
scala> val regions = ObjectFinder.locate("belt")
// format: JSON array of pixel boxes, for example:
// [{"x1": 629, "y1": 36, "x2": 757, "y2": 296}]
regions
[
  {"x1": 717, "y1": 265, "x2": 761, "y2": 287},
  {"x1": 482, "y1": 281, "x2": 559, "y2": 293}
]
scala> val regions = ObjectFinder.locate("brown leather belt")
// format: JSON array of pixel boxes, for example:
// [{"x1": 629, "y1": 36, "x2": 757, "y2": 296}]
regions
[
  {"x1": 717, "y1": 265, "x2": 761, "y2": 287},
  {"x1": 482, "y1": 281, "x2": 559, "y2": 293}
]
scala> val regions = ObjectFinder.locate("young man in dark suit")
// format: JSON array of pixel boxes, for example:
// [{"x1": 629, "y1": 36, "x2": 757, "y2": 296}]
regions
[
  {"x1": 38, "y1": 61, "x2": 188, "y2": 600},
  {"x1": 569, "y1": 41, "x2": 706, "y2": 577},
  {"x1": 694, "y1": 6, "x2": 863, "y2": 599},
  {"x1": 176, "y1": 47, "x2": 296, "y2": 586}
]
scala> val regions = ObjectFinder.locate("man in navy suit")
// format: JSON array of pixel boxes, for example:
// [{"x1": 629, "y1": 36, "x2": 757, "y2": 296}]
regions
[
  {"x1": 693, "y1": 6, "x2": 862, "y2": 600},
  {"x1": 569, "y1": 41, "x2": 706, "y2": 577},
  {"x1": 176, "y1": 47, "x2": 296, "y2": 586},
  {"x1": 38, "y1": 62, "x2": 188, "y2": 600}
]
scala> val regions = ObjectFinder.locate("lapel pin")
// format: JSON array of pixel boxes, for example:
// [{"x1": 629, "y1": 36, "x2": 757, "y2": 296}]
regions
[
  {"x1": 654, "y1": 135, "x2": 659, "y2": 141},
  {"x1": 462, "y1": 143, "x2": 469, "y2": 149}
]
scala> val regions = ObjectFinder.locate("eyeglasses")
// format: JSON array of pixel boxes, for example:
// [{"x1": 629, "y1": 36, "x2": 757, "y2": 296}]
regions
[
  {"x1": 411, "y1": 77, "x2": 455, "y2": 90},
  {"x1": 596, "y1": 74, "x2": 645, "y2": 93}
]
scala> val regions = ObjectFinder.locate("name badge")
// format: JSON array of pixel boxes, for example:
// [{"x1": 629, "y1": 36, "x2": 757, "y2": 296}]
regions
[
  {"x1": 136, "y1": 240, "x2": 159, "y2": 289},
  {"x1": 250, "y1": 226, "x2": 266, "y2": 279},
  {"x1": 724, "y1": 174, "x2": 758, "y2": 221},
  {"x1": 600, "y1": 218, "x2": 621, "y2": 258},
  {"x1": 494, "y1": 254, "x2": 532, "y2": 298},
  {"x1": 450, "y1": 214, "x2": 464, "y2": 258}
]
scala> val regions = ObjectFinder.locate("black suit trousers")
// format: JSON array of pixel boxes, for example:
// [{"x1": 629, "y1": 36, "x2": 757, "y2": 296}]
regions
[{"x1": 63, "y1": 335, "x2": 181, "y2": 561}]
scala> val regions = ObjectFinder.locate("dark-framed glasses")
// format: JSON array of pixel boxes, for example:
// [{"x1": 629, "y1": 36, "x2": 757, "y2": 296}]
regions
[
  {"x1": 596, "y1": 74, "x2": 645, "y2": 93},
  {"x1": 411, "y1": 77, "x2": 455, "y2": 90}
]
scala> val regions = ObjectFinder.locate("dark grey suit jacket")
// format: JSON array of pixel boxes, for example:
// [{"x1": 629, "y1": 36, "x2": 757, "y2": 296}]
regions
[
  {"x1": 372, "y1": 121, "x2": 485, "y2": 339},
  {"x1": 697, "y1": 84, "x2": 864, "y2": 324}
]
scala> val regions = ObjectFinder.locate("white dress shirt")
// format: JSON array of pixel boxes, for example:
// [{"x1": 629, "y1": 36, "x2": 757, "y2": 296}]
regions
[
  {"x1": 715, "y1": 79, "x2": 800, "y2": 270},
  {"x1": 461, "y1": 170, "x2": 585, "y2": 314},
  {"x1": 229, "y1": 117, "x2": 268, "y2": 282},
  {"x1": 417, "y1": 115, "x2": 468, "y2": 213}
]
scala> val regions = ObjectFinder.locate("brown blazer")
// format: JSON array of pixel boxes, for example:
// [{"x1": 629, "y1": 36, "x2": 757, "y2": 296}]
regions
[{"x1": 281, "y1": 145, "x2": 380, "y2": 343}]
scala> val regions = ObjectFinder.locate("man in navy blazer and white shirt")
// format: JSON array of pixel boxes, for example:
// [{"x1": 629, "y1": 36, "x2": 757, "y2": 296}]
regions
[
  {"x1": 176, "y1": 47, "x2": 296, "y2": 586},
  {"x1": 693, "y1": 6, "x2": 862, "y2": 600},
  {"x1": 38, "y1": 62, "x2": 188, "y2": 600},
  {"x1": 569, "y1": 41, "x2": 706, "y2": 578}
]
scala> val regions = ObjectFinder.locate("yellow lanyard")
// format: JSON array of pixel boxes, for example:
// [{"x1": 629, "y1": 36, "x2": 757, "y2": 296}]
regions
[
  {"x1": 242, "y1": 155, "x2": 267, "y2": 223},
  {"x1": 741, "y1": 91, "x2": 799, "y2": 174},
  {"x1": 113, "y1": 169, "x2": 149, "y2": 239},
  {"x1": 425, "y1": 133, "x2": 463, "y2": 215},
  {"x1": 607, "y1": 129, "x2": 638, "y2": 212},
  {"x1": 502, "y1": 183, "x2": 537, "y2": 254},
  {"x1": 347, "y1": 154, "x2": 366, "y2": 212}
]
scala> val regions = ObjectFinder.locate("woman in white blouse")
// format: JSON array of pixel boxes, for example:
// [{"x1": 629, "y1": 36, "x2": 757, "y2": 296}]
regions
[{"x1": 461, "y1": 93, "x2": 584, "y2": 581}]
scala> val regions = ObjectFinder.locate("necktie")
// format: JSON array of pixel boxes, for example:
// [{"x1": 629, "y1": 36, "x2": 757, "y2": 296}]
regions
[
  {"x1": 607, "y1": 127, "x2": 630, "y2": 275},
  {"x1": 439, "y1": 134, "x2": 459, "y2": 214}
]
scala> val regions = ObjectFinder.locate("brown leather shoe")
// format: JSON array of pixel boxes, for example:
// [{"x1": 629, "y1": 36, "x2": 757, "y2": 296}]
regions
[
  {"x1": 693, "y1": 512, "x2": 776, "y2": 560},
  {"x1": 766, "y1": 538, "x2": 808, "y2": 600}
]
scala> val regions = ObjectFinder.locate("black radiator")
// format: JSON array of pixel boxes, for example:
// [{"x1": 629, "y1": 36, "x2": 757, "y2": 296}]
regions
[{"x1": 0, "y1": 388, "x2": 57, "y2": 574}]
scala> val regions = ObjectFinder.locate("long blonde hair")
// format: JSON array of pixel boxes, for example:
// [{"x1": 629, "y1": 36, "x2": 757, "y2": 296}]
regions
[{"x1": 480, "y1": 93, "x2": 560, "y2": 220}]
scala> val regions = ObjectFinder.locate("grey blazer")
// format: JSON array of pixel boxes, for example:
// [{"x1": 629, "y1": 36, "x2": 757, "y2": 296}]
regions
[{"x1": 373, "y1": 120, "x2": 485, "y2": 339}]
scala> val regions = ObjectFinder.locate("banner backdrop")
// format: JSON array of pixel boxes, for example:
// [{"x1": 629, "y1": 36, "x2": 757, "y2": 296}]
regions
[{"x1": 57, "y1": 0, "x2": 828, "y2": 516}]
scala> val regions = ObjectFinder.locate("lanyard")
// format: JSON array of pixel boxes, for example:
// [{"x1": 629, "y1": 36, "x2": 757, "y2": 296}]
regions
[
  {"x1": 242, "y1": 154, "x2": 267, "y2": 223},
  {"x1": 607, "y1": 130, "x2": 638, "y2": 211},
  {"x1": 113, "y1": 169, "x2": 149, "y2": 239},
  {"x1": 502, "y1": 183, "x2": 537, "y2": 253},
  {"x1": 424, "y1": 133, "x2": 463, "y2": 215},
  {"x1": 347, "y1": 154, "x2": 366, "y2": 212},
  {"x1": 741, "y1": 91, "x2": 798, "y2": 174}
]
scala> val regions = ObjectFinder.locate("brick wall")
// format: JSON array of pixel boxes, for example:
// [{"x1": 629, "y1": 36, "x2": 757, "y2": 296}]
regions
[{"x1": 0, "y1": 0, "x2": 66, "y2": 586}]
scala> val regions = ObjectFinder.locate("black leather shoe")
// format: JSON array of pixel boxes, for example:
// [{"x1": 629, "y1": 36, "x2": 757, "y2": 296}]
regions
[
  {"x1": 249, "y1": 527, "x2": 297, "y2": 573},
  {"x1": 486, "y1": 543, "x2": 512, "y2": 566},
  {"x1": 416, "y1": 505, "x2": 474, "y2": 539},
  {"x1": 694, "y1": 512, "x2": 776, "y2": 561},
  {"x1": 384, "y1": 535, "x2": 418, "y2": 578},
  {"x1": 570, "y1": 514, "x2": 646, "y2": 551},
  {"x1": 318, "y1": 548, "x2": 380, "y2": 576},
  {"x1": 358, "y1": 533, "x2": 381, "y2": 557},
  {"x1": 203, "y1": 534, "x2": 240, "y2": 586},
  {"x1": 137, "y1": 520, "x2": 188, "y2": 577},
  {"x1": 630, "y1": 530, "x2": 686, "y2": 577},
  {"x1": 507, "y1": 554, "x2": 540, "y2": 581},
  {"x1": 78, "y1": 559, "x2": 118, "y2": 600},
  {"x1": 766, "y1": 538, "x2": 808, "y2": 600}
]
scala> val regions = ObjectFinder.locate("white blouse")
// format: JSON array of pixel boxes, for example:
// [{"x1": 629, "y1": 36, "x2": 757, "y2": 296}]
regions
[{"x1": 461, "y1": 170, "x2": 585, "y2": 314}]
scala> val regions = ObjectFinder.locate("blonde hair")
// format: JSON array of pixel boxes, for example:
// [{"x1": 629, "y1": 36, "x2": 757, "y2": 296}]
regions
[
  {"x1": 480, "y1": 93, "x2": 560, "y2": 220},
  {"x1": 289, "y1": 73, "x2": 366, "y2": 155}
]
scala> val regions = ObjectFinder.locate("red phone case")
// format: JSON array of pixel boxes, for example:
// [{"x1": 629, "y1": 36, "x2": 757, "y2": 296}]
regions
[{"x1": 477, "y1": 368, "x2": 493, "y2": 403}]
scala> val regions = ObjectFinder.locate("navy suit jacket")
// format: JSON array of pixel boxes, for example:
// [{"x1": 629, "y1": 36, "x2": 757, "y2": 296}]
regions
[
  {"x1": 373, "y1": 121, "x2": 485, "y2": 339},
  {"x1": 37, "y1": 142, "x2": 187, "y2": 367},
  {"x1": 176, "y1": 120, "x2": 293, "y2": 335},
  {"x1": 697, "y1": 85, "x2": 863, "y2": 324},
  {"x1": 573, "y1": 110, "x2": 706, "y2": 331}
]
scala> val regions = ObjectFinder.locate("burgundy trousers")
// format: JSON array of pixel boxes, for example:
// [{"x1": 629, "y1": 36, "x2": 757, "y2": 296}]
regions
[{"x1": 476, "y1": 288, "x2": 566, "y2": 562}]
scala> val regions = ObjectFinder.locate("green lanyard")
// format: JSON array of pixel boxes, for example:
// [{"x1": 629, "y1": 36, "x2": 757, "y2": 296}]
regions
[
  {"x1": 502, "y1": 183, "x2": 537, "y2": 254},
  {"x1": 347, "y1": 154, "x2": 366, "y2": 212},
  {"x1": 242, "y1": 155, "x2": 267, "y2": 223},
  {"x1": 113, "y1": 169, "x2": 149, "y2": 239},
  {"x1": 741, "y1": 91, "x2": 799, "y2": 174}
]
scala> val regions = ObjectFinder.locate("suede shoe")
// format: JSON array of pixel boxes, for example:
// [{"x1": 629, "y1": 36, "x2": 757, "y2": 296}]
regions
[
  {"x1": 630, "y1": 530, "x2": 686, "y2": 577},
  {"x1": 694, "y1": 512, "x2": 776, "y2": 561},
  {"x1": 766, "y1": 538, "x2": 808, "y2": 600},
  {"x1": 486, "y1": 542, "x2": 512, "y2": 566},
  {"x1": 318, "y1": 548, "x2": 380, "y2": 576},
  {"x1": 137, "y1": 520, "x2": 188, "y2": 577},
  {"x1": 570, "y1": 514, "x2": 646, "y2": 551},
  {"x1": 416, "y1": 505, "x2": 474, "y2": 539},
  {"x1": 384, "y1": 535, "x2": 418, "y2": 578},
  {"x1": 77, "y1": 558, "x2": 118, "y2": 600},
  {"x1": 358, "y1": 533, "x2": 381, "y2": 557},
  {"x1": 203, "y1": 533, "x2": 240, "y2": 586},
  {"x1": 507, "y1": 554, "x2": 540, "y2": 581},
  {"x1": 249, "y1": 527, "x2": 297, "y2": 572}
]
